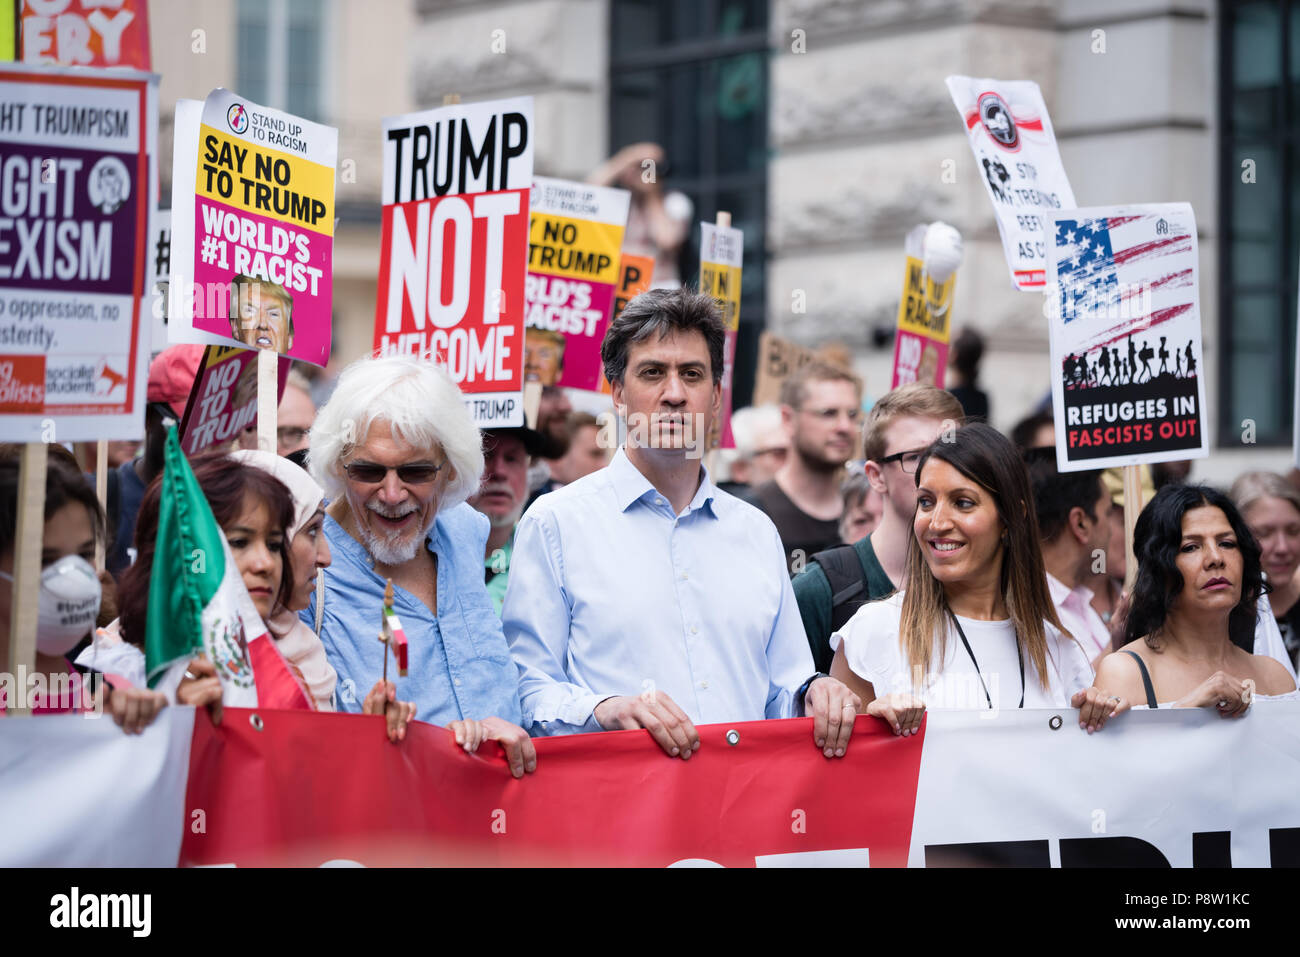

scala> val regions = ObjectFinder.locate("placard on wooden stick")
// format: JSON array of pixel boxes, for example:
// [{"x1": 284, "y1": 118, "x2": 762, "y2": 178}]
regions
[
  {"x1": 6, "y1": 442, "x2": 46, "y2": 715},
  {"x1": 257, "y1": 349, "x2": 279, "y2": 454}
]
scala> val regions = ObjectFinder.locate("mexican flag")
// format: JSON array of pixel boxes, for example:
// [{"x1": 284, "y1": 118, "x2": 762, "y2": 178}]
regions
[{"x1": 144, "y1": 426, "x2": 308, "y2": 710}]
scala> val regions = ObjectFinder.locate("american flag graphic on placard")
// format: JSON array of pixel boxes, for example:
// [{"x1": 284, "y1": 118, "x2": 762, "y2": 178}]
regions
[{"x1": 1047, "y1": 203, "x2": 1208, "y2": 472}]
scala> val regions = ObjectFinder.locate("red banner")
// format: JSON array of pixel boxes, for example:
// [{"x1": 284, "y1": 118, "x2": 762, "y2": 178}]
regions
[{"x1": 180, "y1": 710, "x2": 924, "y2": 867}]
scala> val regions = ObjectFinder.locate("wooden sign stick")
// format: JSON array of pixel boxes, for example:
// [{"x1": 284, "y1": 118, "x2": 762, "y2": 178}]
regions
[
  {"x1": 94, "y1": 439, "x2": 108, "y2": 572},
  {"x1": 704, "y1": 211, "x2": 731, "y2": 477},
  {"x1": 1122, "y1": 464, "x2": 1142, "y2": 594},
  {"x1": 256, "y1": 349, "x2": 278, "y2": 455},
  {"x1": 6, "y1": 442, "x2": 47, "y2": 716}
]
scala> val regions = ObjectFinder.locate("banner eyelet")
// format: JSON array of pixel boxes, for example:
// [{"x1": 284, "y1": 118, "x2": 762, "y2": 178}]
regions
[
  {"x1": 725, "y1": 729, "x2": 740, "y2": 746},
  {"x1": 1049, "y1": 715, "x2": 1063, "y2": 730},
  {"x1": 249, "y1": 713, "x2": 264, "y2": 732}
]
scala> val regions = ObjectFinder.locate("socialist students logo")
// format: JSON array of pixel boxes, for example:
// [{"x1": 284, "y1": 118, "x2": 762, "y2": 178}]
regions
[
  {"x1": 977, "y1": 92, "x2": 1019, "y2": 149},
  {"x1": 227, "y1": 103, "x2": 249, "y2": 135}
]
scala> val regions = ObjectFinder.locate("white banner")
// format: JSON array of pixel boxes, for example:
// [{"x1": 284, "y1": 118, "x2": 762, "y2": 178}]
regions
[{"x1": 0, "y1": 708, "x2": 193, "y2": 866}]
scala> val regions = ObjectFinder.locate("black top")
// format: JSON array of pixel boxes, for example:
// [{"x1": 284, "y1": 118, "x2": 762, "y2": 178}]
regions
[
  {"x1": 1122, "y1": 650, "x2": 1158, "y2": 709},
  {"x1": 752, "y1": 479, "x2": 842, "y2": 575}
]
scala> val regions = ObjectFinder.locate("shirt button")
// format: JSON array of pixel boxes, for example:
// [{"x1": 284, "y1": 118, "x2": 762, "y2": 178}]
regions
[
  {"x1": 680, "y1": 572, "x2": 688, "y2": 581},
  {"x1": 655, "y1": 498, "x2": 664, "y2": 506},
  {"x1": 454, "y1": 679, "x2": 461, "y2": 686},
  {"x1": 691, "y1": 626, "x2": 698, "y2": 635},
  {"x1": 700, "y1": 681, "x2": 709, "y2": 690}
]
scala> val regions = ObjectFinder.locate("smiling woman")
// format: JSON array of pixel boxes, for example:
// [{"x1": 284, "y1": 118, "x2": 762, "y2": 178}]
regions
[{"x1": 829, "y1": 424, "x2": 1119, "y2": 734}]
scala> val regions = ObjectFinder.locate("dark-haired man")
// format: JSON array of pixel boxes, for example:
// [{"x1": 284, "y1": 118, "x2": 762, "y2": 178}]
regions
[
  {"x1": 1026, "y1": 453, "x2": 1114, "y2": 663},
  {"x1": 503, "y1": 288, "x2": 861, "y2": 760}
]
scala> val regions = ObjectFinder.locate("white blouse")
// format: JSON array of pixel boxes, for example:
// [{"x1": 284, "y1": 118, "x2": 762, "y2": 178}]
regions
[{"x1": 831, "y1": 593, "x2": 1095, "y2": 710}]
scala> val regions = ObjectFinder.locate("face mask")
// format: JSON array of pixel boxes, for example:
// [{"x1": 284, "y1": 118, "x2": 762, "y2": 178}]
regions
[{"x1": 0, "y1": 555, "x2": 102, "y2": 655}]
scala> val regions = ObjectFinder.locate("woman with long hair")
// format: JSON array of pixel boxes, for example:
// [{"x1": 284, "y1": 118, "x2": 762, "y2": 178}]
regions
[
  {"x1": 1092, "y1": 484, "x2": 1295, "y2": 711},
  {"x1": 830, "y1": 423, "x2": 1124, "y2": 734}
]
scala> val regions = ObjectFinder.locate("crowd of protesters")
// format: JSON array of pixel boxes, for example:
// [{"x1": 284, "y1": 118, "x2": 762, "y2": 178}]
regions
[{"x1": 2, "y1": 287, "x2": 1295, "y2": 765}]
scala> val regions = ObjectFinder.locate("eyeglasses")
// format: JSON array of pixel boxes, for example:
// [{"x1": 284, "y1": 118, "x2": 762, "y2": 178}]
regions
[
  {"x1": 879, "y1": 448, "x2": 925, "y2": 474},
  {"x1": 343, "y1": 460, "x2": 445, "y2": 485}
]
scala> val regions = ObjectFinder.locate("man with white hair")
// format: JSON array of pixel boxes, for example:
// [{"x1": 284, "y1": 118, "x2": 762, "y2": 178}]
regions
[
  {"x1": 723, "y1": 403, "x2": 787, "y2": 495},
  {"x1": 302, "y1": 355, "x2": 536, "y2": 778}
]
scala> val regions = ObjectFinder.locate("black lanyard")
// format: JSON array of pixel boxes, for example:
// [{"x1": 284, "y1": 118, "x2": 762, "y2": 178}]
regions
[{"x1": 949, "y1": 612, "x2": 1025, "y2": 710}]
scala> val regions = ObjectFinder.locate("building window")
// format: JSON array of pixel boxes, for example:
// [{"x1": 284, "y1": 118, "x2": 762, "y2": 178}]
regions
[
  {"x1": 236, "y1": 0, "x2": 328, "y2": 123},
  {"x1": 609, "y1": 0, "x2": 769, "y2": 406},
  {"x1": 1220, "y1": 0, "x2": 1297, "y2": 446}
]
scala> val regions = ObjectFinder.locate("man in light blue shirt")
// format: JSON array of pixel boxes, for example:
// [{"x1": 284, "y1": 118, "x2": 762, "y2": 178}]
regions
[
  {"x1": 302, "y1": 355, "x2": 536, "y2": 778},
  {"x1": 503, "y1": 288, "x2": 862, "y2": 759}
]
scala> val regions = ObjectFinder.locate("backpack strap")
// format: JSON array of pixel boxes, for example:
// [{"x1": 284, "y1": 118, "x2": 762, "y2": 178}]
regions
[{"x1": 812, "y1": 544, "x2": 868, "y2": 633}]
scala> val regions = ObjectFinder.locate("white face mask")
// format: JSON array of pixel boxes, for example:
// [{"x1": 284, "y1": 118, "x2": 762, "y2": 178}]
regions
[{"x1": 0, "y1": 554, "x2": 102, "y2": 656}]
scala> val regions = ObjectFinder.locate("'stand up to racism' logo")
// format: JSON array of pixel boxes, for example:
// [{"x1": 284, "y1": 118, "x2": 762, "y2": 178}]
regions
[
  {"x1": 226, "y1": 102, "x2": 249, "y2": 135},
  {"x1": 978, "y1": 92, "x2": 1019, "y2": 150}
]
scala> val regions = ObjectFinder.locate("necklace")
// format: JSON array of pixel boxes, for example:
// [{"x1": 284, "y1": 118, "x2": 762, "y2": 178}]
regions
[{"x1": 949, "y1": 611, "x2": 1025, "y2": 710}]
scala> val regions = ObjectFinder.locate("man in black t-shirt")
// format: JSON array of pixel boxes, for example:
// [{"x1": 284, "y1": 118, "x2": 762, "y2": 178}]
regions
[{"x1": 753, "y1": 361, "x2": 862, "y2": 573}]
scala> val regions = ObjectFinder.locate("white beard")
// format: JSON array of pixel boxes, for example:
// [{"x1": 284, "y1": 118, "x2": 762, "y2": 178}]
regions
[{"x1": 357, "y1": 503, "x2": 435, "y2": 566}]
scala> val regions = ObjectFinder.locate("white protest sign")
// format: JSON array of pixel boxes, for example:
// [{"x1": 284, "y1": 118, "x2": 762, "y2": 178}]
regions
[
  {"x1": 1047, "y1": 203, "x2": 1208, "y2": 471},
  {"x1": 946, "y1": 76, "x2": 1076, "y2": 291}
]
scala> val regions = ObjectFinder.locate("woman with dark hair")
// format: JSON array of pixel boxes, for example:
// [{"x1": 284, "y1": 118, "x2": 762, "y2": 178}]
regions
[
  {"x1": 116, "y1": 452, "x2": 300, "y2": 712},
  {"x1": 0, "y1": 445, "x2": 167, "y2": 732},
  {"x1": 1092, "y1": 484, "x2": 1296, "y2": 711},
  {"x1": 830, "y1": 423, "x2": 1124, "y2": 734}
]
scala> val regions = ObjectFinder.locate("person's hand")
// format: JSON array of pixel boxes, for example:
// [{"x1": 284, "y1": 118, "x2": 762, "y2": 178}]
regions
[
  {"x1": 447, "y1": 717, "x2": 538, "y2": 778},
  {"x1": 1177, "y1": 672, "x2": 1255, "y2": 717},
  {"x1": 594, "y1": 691, "x2": 699, "y2": 759},
  {"x1": 176, "y1": 656, "x2": 222, "y2": 726},
  {"x1": 107, "y1": 685, "x2": 168, "y2": 734},
  {"x1": 865, "y1": 692, "x2": 926, "y2": 737},
  {"x1": 362, "y1": 680, "x2": 416, "y2": 743},
  {"x1": 1072, "y1": 686, "x2": 1129, "y2": 733},
  {"x1": 804, "y1": 677, "x2": 862, "y2": 757}
]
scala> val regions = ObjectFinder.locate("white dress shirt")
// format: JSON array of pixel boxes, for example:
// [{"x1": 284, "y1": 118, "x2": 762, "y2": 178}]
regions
[
  {"x1": 502, "y1": 447, "x2": 816, "y2": 735},
  {"x1": 1046, "y1": 572, "x2": 1112, "y2": 660}
]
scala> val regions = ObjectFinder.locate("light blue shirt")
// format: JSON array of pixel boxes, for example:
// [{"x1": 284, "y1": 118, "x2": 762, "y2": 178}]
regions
[
  {"x1": 301, "y1": 503, "x2": 522, "y2": 727},
  {"x1": 502, "y1": 447, "x2": 815, "y2": 735}
]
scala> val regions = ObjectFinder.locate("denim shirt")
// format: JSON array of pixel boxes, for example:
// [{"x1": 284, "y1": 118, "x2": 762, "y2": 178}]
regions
[{"x1": 301, "y1": 503, "x2": 523, "y2": 727}]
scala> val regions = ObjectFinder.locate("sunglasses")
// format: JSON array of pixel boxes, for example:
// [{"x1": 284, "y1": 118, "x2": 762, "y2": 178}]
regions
[{"x1": 343, "y1": 460, "x2": 445, "y2": 485}]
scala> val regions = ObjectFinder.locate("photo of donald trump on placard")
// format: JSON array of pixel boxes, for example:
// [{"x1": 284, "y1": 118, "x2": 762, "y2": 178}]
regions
[{"x1": 229, "y1": 274, "x2": 294, "y2": 353}]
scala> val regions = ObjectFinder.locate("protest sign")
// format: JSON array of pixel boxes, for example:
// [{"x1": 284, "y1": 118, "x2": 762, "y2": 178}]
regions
[
  {"x1": 147, "y1": 205, "x2": 168, "y2": 352},
  {"x1": 753, "y1": 331, "x2": 816, "y2": 406},
  {"x1": 891, "y1": 223, "x2": 960, "y2": 389},
  {"x1": 0, "y1": 63, "x2": 156, "y2": 442},
  {"x1": 177, "y1": 344, "x2": 289, "y2": 455},
  {"x1": 0, "y1": 2, "x2": 13, "y2": 61},
  {"x1": 700, "y1": 218, "x2": 743, "y2": 448},
  {"x1": 169, "y1": 89, "x2": 336, "y2": 367},
  {"x1": 20, "y1": 0, "x2": 150, "y2": 69},
  {"x1": 374, "y1": 96, "x2": 532, "y2": 427},
  {"x1": 524, "y1": 176, "x2": 628, "y2": 392},
  {"x1": 1047, "y1": 203, "x2": 1208, "y2": 471},
  {"x1": 946, "y1": 76, "x2": 1075, "y2": 291},
  {"x1": 596, "y1": 253, "x2": 654, "y2": 396}
]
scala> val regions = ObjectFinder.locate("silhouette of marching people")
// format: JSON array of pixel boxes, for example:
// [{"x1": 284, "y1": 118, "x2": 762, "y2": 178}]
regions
[{"x1": 1062, "y1": 334, "x2": 1199, "y2": 390}]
